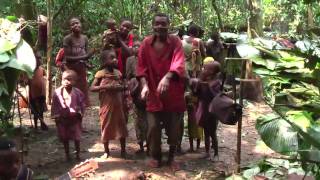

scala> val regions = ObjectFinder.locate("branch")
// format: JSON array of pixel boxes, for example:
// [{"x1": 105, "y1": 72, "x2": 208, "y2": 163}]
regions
[{"x1": 53, "y1": 0, "x2": 68, "y2": 21}]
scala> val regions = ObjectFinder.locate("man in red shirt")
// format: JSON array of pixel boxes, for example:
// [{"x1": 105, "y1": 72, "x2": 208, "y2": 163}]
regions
[{"x1": 137, "y1": 13, "x2": 186, "y2": 169}]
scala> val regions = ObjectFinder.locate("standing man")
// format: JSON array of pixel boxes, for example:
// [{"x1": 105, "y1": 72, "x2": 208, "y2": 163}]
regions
[{"x1": 137, "y1": 13, "x2": 186, "y2": 169}]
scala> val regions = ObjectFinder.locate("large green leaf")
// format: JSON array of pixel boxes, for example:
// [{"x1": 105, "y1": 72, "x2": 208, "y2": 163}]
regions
[
  {"x1": 0, "y1": 18, "x2": 21, "y2": 53},
  {"x1": 0, "y1": 52, "x2": 10, "y2": 63},
  {"x1": 0, "y1": 40, "x2": 36, "y2": 77},
  {"x1": 298, "y1": 150, "x2": 320, "y2": 163},
  {"x1": 256, "y1": 113, "x2": 299, "y2": 155}
]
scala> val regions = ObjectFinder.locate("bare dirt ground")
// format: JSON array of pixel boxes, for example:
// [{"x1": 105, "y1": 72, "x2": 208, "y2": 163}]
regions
[{"x1": 14, "y1": 92, "x2": 276, "y2": 179}]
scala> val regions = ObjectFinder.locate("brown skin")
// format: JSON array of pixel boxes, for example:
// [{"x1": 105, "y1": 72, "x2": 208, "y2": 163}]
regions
[
  {"x1": 132, "y1": 41, "x2": 141, "y2": 57},
  {"x1": 90, "y1": 50, "x2": 126, "y2": 158},
  {"x1": 118, "y1": 20, "x2": 134, "y2": 56},
  {"x1": 0, "y1": 151, "x2": 20, "y2": 179},
  {"x1": 140, "y1": 16, "x2": 175, "y2": 100},
  {"x1": 60, "y1": 71, "x2": 81, "y2": 160},
  {"x1": 64, "y1": 18, "x2": 95, "y2": 62},
  {"x1": 90, "y1": 51, "x2": 126, "y2": 92}
]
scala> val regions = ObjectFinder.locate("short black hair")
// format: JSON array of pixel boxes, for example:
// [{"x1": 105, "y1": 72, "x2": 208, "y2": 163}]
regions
[
  {"x1": 187, "y1": 24, "x2": 199, "y2": 37},
  {"x1": 69, "y1": 16, "x2": 81, "y2": 25},
  {"x1": 152, "y1": 12, "x2": 170, "y2": 24}
]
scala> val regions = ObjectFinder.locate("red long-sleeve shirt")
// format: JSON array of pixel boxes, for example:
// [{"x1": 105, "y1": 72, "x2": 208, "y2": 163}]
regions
[{"x1": 137, "y1": 35, "x2": 186, "y2": 112}]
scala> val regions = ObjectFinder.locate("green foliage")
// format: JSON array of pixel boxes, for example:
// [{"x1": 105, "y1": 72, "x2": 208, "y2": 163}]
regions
[{"x1": 0, "y1": 18, "x2": 36, "y2": 117}]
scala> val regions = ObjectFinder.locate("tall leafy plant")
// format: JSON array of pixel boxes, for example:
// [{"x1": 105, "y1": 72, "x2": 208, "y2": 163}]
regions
[{"x1": 0, "y1": 18, "x2": 36, "y2": 120}]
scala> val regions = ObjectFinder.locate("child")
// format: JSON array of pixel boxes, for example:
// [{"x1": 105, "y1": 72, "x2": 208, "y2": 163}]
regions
[
  {"x1": 29, "y1": 51, "x2": 48, "y2": 130},
  {"x1": 126, "y1": 41, "x2": 147, "y2": 154},
  {"x1": 90, "y1": 49, "x2": 128, "y2": 158},
  {"x1": 0, "y1": 138, "x2": 33, "y2": 180},
  {"x1": 191, "y1": 60, "x2": 221, "y2": 160},
  {"x1": 63, "y1": 17, "x2": 95, "y2": 106},
  {"x1": 206, "y1": 32, "x2": 224, "y2": 63},
  {"x1": 51, "y1": 70, "x2": 85, "y2": 161}
]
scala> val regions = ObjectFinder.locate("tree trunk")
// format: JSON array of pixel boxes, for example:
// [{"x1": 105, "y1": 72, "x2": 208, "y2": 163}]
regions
[
  {"x1": 46, "y1": 0, "x2": 53, "y2": 105},
  {"x1": 307, "y1": 4, "x2": 314, "y2": 28},
  {"x1": 211, "y1": 0, "x2": 224, "y2": 31},
  {"x1": 246, "y1": 0, "x2": 263, "y2": 37}
]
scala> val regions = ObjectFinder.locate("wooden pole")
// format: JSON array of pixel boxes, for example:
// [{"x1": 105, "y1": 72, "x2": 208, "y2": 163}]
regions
[
  {"x1": 236, "y1": 59, "x2": 247, "y2": 173},
  {"x1": 46, "y1": 0, "x2": 53, "y2": 105}
]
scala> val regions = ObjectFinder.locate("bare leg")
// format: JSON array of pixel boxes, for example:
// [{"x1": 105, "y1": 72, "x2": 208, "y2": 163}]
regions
[
  {"x1": 120, "y1": 138, "x2": 126, "y2": 158},
  {"x1": 136, "y1": 141, "x2": 144, "y2": 154},
  {"x1": 104, "y1": 141, "x2": 110, "y2": 158},
  {"x1": 75, "y1": 140, "x2": 80, "y2": 160},
  {"x1": 63, "y1": 140, "x2": 70, "y2": 161},
  {"x1": 189, "y1": 137, "x2": 194, "y2": 152},
  {"x1": 196, "y1": 138, "x2": 201, "y2": 150}
]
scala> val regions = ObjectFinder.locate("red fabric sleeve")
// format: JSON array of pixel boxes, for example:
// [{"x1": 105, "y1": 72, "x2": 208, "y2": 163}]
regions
[
  {"x1": 55, "y1": 48, "x2": 64, "y2": 66},
  {"x1": 136, "y1": 40, "x2": 147, "y2": 78},
  {"x1": 169, "y1": 37, "x2": 186, "y2": 78}
]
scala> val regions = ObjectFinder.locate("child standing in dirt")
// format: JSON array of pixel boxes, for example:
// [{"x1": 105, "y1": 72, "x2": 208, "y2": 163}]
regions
[
  {"x1": 190, "y1": 60, "x2": 221, "y2": 160},
  {"x1": 90, "y1": 49, "x2": 128, "y2": 158},
  {"x1": 51, "y1": 70, "x2": 85, "y2": 161},
  {"x1": 29, "y1": 51, "x2": 48, "y2": 131},
  {"x1": 126, "y1": 41, "x2": 147, "y2": 154}
]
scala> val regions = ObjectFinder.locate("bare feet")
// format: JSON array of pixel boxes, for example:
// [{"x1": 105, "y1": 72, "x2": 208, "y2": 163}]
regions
[
  {"x1": 168, "y1": 160, "x2": 180, "y2": 171},
  {"x1": 101, "y1": 153, "x2": 110, "y2": 159},
  {"x1": 146, "y1": 159, "x2": 160, "y2": 168}
]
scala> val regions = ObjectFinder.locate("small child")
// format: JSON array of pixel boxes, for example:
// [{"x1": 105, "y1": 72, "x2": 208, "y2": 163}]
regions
[
  {"x1": 126, "y1": 41, "x2": 147, "y2": 154},
  {"x1": 0, "y1": 138, "x2": 33, "y2": 180},
  {"x1": 29, "y1": 51, "x2": 48, "y2": 130},
  {"x1": 191, "y1": 60, "x2": 221, "y2": 160},
  {"x1": 51, "y1": 70, "x2": 85, "y2": 161},
  {"x1": 206, "y1": 32, "x2": 224, "y2": 63},
  {"x1": 90, "y1": 49, "x2": 128, "y2": 158}
]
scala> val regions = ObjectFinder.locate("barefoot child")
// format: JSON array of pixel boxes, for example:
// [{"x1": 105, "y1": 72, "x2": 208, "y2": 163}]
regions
[
  {"x1": 29, "y1": 51, "x2": 48, "y2": 130},
  {"x1": 63, "y1": 17, "x2": 95, "y2": 106},
  {"x1": 191, "y1": 60, "x2": 221, "y2": 160},
  {"x1": 51, "y1": 70, "x2": 85, "y2": 161},
  {"x1": 90, "y1": 49, "x2": 128, "y2": 158},
  {"x1": 126, "y1": 41, "x2": 147, "y2": 154}
]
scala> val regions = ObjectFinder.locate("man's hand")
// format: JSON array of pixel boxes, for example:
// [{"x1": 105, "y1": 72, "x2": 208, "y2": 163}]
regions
[
  {"x1": 141, "y1": 85, "x2": 149, "y2": 100},
  {"x1": 157, "y1": 76, "x2": 170, "y2": 95}
]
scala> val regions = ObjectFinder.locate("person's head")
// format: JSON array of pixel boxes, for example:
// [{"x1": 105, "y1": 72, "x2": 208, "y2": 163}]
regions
[
  {"x1": 187, "y1": 24, "x2": 199, "y2": 37},
  {"x1": 152, "y1": 13, "x2": 170, "y2": 38},
  {"x1": 106, "y1": 18, "x2": 117, "y2": 31},
  {"x1": 132, "y1": 41, "x2": 141, "y2": 56},
  {"x1": 201, "y1": 61, "x2": 221, "y2": 80},
  {"x1": 103, "y1": 29, "x2": 118, "y2": 47},
  {"x1": 69, "y1": 17, "x2": 81, "y2": 34},
  {"x1": 62, "y1": 70, "x2": 77, "y2": 89},
  {"x1": 211, "y1": 31, "x2": 220, "y2": 42},
  {"x1": 119, "y1": 19, "x2": 133, "y2": 37},
  {"x1": 0, "y1": 138, "x2": 20, "y2": 179},
  {"x1": 100, "y1": 49, "x2": 118, "y2": 69}
]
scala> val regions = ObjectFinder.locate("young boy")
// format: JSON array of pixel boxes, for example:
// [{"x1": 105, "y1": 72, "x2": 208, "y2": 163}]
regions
[
  {"x1": 126, "y1": 41, "x2": 147, "y2": 153},
  {"x1": 52, "y1": 70, "x2": 85, "y2": 161},
  {"x1": 29, "y1": 51, "x2": 48, "y2": 130}
]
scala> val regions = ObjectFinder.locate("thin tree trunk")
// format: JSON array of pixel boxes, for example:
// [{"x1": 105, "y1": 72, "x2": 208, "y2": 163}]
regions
[
  {"x1": 212, "y1": 0, "x2": 224, "y2": 31},
  {"x1": 46, "y1": 0, "x2": 53, "y2": 105},
  {"x1": 307, "y1": 4, "x2": 314, "y2": 28},
  {"x1": 246, "y1": 0, "x2": 263, "y2": 37}
]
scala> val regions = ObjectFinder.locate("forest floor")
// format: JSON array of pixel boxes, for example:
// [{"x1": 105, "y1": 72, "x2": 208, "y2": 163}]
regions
[{"x1": 13, "y1": 92, "x2": 277, "y2": 179}]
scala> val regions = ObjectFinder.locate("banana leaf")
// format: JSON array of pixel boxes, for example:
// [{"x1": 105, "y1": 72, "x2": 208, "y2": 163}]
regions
[
  {"x1": 0, "y1": 52, "x2": 10, "y2": 63},
  {"x1": 256, "y1": 113, "x2": 299, "y2": 155},
  {"x1": 298, "y1": 150, "x2": 320, "y2": 163},
  {"x1": 0, "y1": 40, "x2": 36, "y2": 77}
]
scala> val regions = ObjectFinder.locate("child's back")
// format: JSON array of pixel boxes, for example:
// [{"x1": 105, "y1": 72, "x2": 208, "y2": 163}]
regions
[{"x1": 29, "y1": 66, "x2": 46, "y2": 99}]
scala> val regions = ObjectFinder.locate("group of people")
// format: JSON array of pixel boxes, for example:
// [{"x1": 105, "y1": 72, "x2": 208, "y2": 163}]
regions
[{"x1": 0, "y1": 12, "x2": 226, "y2": 179}]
